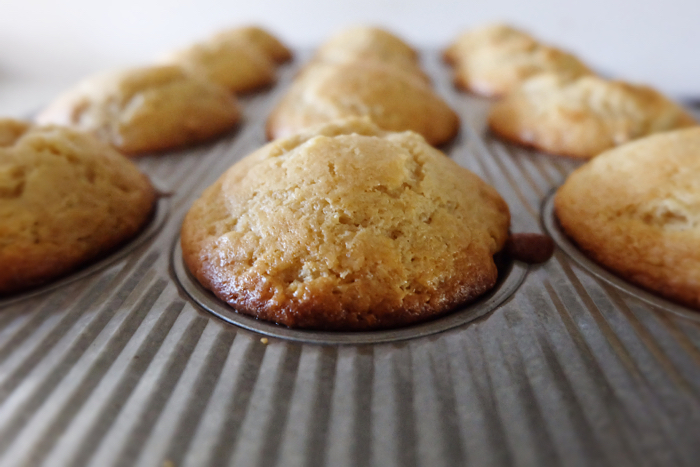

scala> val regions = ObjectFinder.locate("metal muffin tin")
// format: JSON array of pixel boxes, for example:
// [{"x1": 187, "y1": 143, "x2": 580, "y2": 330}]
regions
[{"x1": 0, "y1": 52, "x2": 699, "y2": 467}]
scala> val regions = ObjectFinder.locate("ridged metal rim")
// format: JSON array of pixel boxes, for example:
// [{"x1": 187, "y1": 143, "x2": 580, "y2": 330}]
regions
[
  {"x1": 171, "y1": 235, "x2": 528, "y2": 344},
  {"x1": 0, "y1": 191, "x2": 170, "y2": 307},
  {"x1": 542, "y1": 190, "x2": 700, "y2": 322}
]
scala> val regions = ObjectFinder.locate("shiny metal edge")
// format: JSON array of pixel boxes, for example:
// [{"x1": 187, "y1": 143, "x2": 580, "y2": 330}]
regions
[
  {"x1": 171, "y1": 236, "x2": 528, "y2": 344},
  {"x1": 0, "y1": 192, "x2": 170, "y2": 307},
  {"x1": 542, "y1": 190, "x2": 700, "y2": 322}
]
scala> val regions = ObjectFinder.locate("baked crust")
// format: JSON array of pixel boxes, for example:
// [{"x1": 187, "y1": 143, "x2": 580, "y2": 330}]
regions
[
  {"x1": 36, "y1": 65, "x2": 241, "y2": 155},
  {"x1": 445, "y1": 23, "x2": 591, "y2": 97},
  {"x1": 213, "y1": 26, "x2": 292, "y2": 63},
  {"x1": 266, "y1": 61, "x2": 459, "y2": 146},
  {"x1": 162, "y1": 38, "x2": 276, "y2": 93},
  {"x1": 0, "y1": 121, "x2": 156, "y2": 294},
  {"x1": 555, "y1": 128, "x2": 700, "y2": 309},
  {"x1": 443, "y1": 23, "x2": 527, "y2": 64},
  {"x1": 312, "y1": 26, "x2": 428, "y2": 81},
  {"x1": 181, "y1": 119, "x2": 510, "y2": 330},
  {"x1": 317, "y1": 26, "x2": 418, "y2": 62},
  {"x1": 488, "y1": 73, "x2": 697, "y2": 159}
]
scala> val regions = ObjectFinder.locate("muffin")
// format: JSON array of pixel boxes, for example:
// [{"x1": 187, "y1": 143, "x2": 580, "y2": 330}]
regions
[
  {"x1": 181, "y1": 119, "x2": 510, "y2": 330},
  {"x1": 266, "y1": 61, "x2": 459, "y2": 146},
  {"x1": 212, "y1": 25, "x2": 292, "y2": 63},
  {"x1": 316, "y1": 26, "x2": 417, "y2": 63},
  {"x1": 312, "y1": 26, "x2": 428, "y2": 81},
  {"x1": 555, "y1": 127, "x2": 700, "y2": 308},
  {"x1": 0, "y1": 120, "x2": 156, "y2": 294},
  {"x1": 445, "y1": 23, "x2": 592, "y2": 97},
  {"x1": 36, "y1": 65, "x2": 241, "y2": 155},
  {"x1": 443, "y1": 23, "x2": 529, "y2": 64},
  {"x1": 488, "y1": 73, "x2": 697, "y2": 158},
  {"x1": 161, "y1": 36, "x2": 276, "y2": 93}
]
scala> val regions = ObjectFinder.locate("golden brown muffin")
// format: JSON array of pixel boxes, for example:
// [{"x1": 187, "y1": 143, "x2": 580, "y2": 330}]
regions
[
  {"x1": 36, "y1": 65, "x2": 241, "y2": 156},
  {"x1": 445, "y1": 23, "x2": 591, "y2": 97},
  {"x1": 0, "y1": 120, "x2": 156, "y2": 294},
  {"x1": 488, "y1": 73, "x2": 697, "y2": 159},
  {"x1": 316, "y1": 26, "x2": 418, "y2": 63},
  {"x1": 555, "y1": 127, "x2": 700, "y2": 309},
  {"x1": 161, "y1": 36, "x2": 276, "y2": 93},
  {"x1": 266, "y1": 61, "x2": 459, "y2": 146},
  {"x1": 312, "y1": 26, "x2": 428, "y2": 82},
  {"x1": 212, "y1": 25, "x2": 292, "y2": 63},
  {"x1": 443, "y1": 23, "x2": 531, "y2": 64},
  {"x1": 181, "y1": 119, "x2": 510, "y2": 330}
]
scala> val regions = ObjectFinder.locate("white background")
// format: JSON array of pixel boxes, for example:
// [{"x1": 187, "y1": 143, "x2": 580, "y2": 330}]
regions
[{"x1": 1, "y1": 0, "x2": 698, "y2": 116}]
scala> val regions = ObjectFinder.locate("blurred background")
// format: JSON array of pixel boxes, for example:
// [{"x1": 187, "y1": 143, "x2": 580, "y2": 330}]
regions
[{"x1": 1, "y1": 0, "x2": 698, "y2": 116}]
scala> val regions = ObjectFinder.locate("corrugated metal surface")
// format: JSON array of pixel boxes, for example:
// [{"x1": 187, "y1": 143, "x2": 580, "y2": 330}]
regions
[{"x1": 1, "y1": 52, "x2": 699, "y2": 467}]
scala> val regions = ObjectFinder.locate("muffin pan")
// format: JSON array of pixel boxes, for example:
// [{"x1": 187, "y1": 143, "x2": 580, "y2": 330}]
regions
[{"x1": 0, "y1": 52, "x2": 698, "y2": 467}]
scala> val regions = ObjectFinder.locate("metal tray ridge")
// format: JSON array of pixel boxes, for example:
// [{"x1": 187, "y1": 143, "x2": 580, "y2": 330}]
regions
[{"x1": 0, "y1": 52, "x2": 698, "y2": 467}]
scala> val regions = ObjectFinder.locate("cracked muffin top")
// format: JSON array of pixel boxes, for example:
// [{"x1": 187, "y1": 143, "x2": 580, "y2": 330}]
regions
[
  {"x1": 265, "y1": 61, "x2": 459, "y2": 146},
  {"x1": 181, "y1": 118, "x2": 510, "y2": 330},
  {"x1": 0, "y1": 119, "x2": 156, "y2": 294},
  {"x1": 444, "y1": 23, "x2": 592, "y2": 98},
  {"x1": 488, "y1": 73, "x2": 697, "y2": 159},
  {"x1": 36, "y1": 65, "x2": 241, "y2": 155},
  {"x1": 555, "y1": 127, "x2": 700, "y2": 309}
]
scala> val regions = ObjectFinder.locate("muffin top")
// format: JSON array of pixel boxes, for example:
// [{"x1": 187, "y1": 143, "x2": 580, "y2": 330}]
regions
[
  {"x1": 555, "y1": 127, "x2": 700, "y2": 308},
  {"x1": 36, "y1": 65, "x2": 241, "y2": 155},
  {"x1": 445, "y1": 23, "x2": 591, "y2": 97},
  {"x1": 443, "y1": 23, "x2": 533, "y2": 64},
  {"x1": 0, "y1": 120, "x2": 156, "y2": 294},
  {"x1": 161, "y1": 37, "x2": 276, "y2": 93},
  {"x1": 312, "y1": 26, "x2": 427, "y2": 81},
  {"x1": 489, "y1": 73, "x2": 697, "y2": 158},
  {"x1": 315, "y1": 26, "x2": 418, "y2": 63},
  {"x1": 213, "y1": 25, "x2": 292, "y2": 63},
  {"x1": 266, "y1": 61, "x2": 459, "y2": 146},
  {"x1": 181, "y1": 119, "x2": 510, "y2": 330}
]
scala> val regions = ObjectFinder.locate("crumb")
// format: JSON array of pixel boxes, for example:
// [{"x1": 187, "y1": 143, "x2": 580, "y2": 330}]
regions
[
  {"x1": 260, "y1": 337, "x2": 269, "y2": 344},
  {"x1": 162, "y1": 460, "x2": 175, "y2": 467}
]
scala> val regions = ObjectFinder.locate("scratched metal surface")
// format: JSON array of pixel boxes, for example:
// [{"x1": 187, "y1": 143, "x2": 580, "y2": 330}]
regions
[{"x1": 0, "y1": 51, "x2": 699, "y2": 467}]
